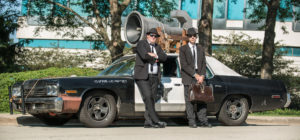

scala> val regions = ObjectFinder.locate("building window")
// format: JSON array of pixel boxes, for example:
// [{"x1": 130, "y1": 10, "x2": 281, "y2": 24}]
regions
[
  {"x1": 212, "y1": 0, "x2": 227, "y2": 29},
  {"x1": 213, "y1": 0, "x2": 226, "y2": 19},
  {"x1": 278, "y1": 47, "x2": 300, "y2": 57},
  {"x1": 277, "y1": 0, "x2": 293, "y2": 22},
  {"x1": 180, "y1": 0, "x2": 200, "y2": 19},
  {"x1": 279, "y1": 47, "x2": 293, "y2": 56},
  {"x1": 21, "y1": 39, "x2": 106, "y2": 49},
  {"x1": 293, "y1": 6, "x2": 300, "y2": 32},
  {"x1": 23, "y1": 39, "x2": 59, "y2": 48},
  {"x1": 227, "y1": 0, "x2": 244, "y2": 20}
]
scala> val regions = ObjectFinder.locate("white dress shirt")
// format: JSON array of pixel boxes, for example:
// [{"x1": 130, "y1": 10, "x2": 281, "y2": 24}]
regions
[
  {"x1": 148, "y1": 43, "x2": 158, "y2": 74},
  {"x1": 188, "y1": 42, "x2": 198, "y2": 69}
]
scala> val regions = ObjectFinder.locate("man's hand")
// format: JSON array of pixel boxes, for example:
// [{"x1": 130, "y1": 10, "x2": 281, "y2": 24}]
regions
[{"x1": 195, "y1": 74, "x2": 204, "y2": 84}]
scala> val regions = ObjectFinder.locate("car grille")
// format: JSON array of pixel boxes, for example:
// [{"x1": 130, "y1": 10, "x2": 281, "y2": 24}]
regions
[
  {"x1": 23, "y1": 87, "x2": 47, "y2": 96},
  {"x1": 23, "y1": 79, "x2": 56, "y2": 97}
]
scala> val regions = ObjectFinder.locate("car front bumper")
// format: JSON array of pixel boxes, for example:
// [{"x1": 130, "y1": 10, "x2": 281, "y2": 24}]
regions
[{"x1": 12, "y1": 96, "x2": 81, "y2": 114}]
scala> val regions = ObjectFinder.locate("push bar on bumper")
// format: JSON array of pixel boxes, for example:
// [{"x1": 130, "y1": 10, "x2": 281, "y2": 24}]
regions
[
  {"x1": 21, "y1": 85, "x2": 26, "y2": 115},
  {"x1": 8, "y1": 86, "x2": 13, "y2": 115}
]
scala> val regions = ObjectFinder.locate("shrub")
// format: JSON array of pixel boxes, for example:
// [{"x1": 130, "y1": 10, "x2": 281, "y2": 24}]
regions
[
  {"x1": 15, "y1": 47, "x2": 111, "y2": 71},
  {"x1": 0, "y1": 67, "x2": 99, "y2": 112}
]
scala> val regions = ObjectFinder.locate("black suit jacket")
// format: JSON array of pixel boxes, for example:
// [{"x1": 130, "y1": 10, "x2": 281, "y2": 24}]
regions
[
  {"x1": 134, "y1": 40, "x2": 167, "y2": 80},
  {"x1": 179, "y1": 44, "x2": 206, "y2": 85}
]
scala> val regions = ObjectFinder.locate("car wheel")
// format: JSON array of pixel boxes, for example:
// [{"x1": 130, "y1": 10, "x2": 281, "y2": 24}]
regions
[
  {"x1": 79, "y1": 92, "x2": 116, "y2": 128},
  {"x1": 218, "y1": 95, "x2": 249, "y2": 126},
  {"x1": 33, "y1": 114, "x2": 71, "y2": 126}
]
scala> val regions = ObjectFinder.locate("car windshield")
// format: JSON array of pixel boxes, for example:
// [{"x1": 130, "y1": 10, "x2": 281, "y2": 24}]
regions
[{"x1": 98, "y1": 56, "x2": 135, "y2": 76}]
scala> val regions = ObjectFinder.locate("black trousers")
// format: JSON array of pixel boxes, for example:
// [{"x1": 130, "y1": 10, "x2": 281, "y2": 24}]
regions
[
  {"x1": 184, "y1": 85, "x2": 208, "y2": 125},
  {"x1": 136, "y1": 74, "x2": 160, "y2": 124}
]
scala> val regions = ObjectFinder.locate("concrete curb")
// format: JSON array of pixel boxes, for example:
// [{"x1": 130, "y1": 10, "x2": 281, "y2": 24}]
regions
[{"x1": 1, "y1": 113, "x2": 300, "y2": 126}]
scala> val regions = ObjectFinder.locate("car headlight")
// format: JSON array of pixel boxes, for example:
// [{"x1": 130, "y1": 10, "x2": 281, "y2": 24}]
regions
[
  {"x1": 46, "y1": 85, "x2": 59, "y2": 96},
  {"x1": 12, "y1": 86, "x2": 21, "y2": 97}
]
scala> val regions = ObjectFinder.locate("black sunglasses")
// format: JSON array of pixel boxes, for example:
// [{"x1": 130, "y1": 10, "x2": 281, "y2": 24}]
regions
[
  {"x1": 188, "y1": 34, "x2": 197, "y2": 38},
  {"x1": 149, "y1": 34, "x2": 159, "y2": 38}
]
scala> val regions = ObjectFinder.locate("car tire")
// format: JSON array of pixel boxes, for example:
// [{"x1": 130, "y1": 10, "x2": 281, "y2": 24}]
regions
[
  {"x1": 217, "y1": 95, "x2": 249, "y2": 126},
  {"x1": 79, "y1": 92, "x2": 116, "y2": 128},
  {"x1": 34, "y1": 114, "x2": 71, "y2": 126}
]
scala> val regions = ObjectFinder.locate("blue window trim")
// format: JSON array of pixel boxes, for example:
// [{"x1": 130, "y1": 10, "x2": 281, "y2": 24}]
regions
[
  {"x1": 213, "y1": 44, "x2": 300, "y2": 57},
  {"x1": 20, "y1": 39, "x2": 107, "y2": 50}
]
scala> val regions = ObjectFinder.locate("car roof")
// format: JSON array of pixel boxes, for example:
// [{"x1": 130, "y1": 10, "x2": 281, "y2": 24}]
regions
[
  {"x1": 123, "y1": 53, "x2": 242, "y2": 77},
  {"x1": 206, "y1": 56, "x2": 241, "y2": 77}
]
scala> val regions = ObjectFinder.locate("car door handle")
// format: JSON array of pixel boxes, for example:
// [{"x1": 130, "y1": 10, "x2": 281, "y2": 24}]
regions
[
  {"x1": 214, "y1": 85, "x2": 222, "y2": 88},
  {"x1": 174, "y1": 83, "x2": 182, "y2": 86}
]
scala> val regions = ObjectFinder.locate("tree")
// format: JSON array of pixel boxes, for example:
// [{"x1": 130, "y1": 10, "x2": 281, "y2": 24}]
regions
[
  {"x1": 26, "y1": 0, "x2": 176, "y2": 62},
  {"x1": 198, "y1": 0, "x2": 214, "y2": 55},
  {"x1": 0, "y1": 0, "x2": 22, "y2": 73},
  {"x1": 247, "y1": 0, "x2": 300, "y2": 79}
]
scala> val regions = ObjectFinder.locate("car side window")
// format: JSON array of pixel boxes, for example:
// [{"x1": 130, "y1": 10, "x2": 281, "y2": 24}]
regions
[
  {"x1": 206, "y1": 67, "x2": 214, "y2": 79},
  {"x1": 98, "y1": 57, "x2": 135, "y2": 76},
  {"x1": 161, "y1": 57, "x2": 178, "y2": 77}
]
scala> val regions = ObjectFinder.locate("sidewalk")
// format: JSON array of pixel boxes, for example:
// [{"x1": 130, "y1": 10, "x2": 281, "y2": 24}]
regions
[{"x1": 1, "y1": 113, "x2": 300, "y2": 126}]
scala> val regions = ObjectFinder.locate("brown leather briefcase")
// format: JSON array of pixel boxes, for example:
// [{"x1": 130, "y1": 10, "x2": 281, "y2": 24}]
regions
[{"x1": 189, "y1": 84, "x2": 214, "y2": 103}]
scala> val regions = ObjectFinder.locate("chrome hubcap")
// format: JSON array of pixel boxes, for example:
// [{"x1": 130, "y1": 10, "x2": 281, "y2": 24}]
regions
[
  {"x1": 87, "y1": 97, "x2": 110, "y2": 121},
  {"x1": 226, "y1": 98, "x2": 243, "y2": 120}
]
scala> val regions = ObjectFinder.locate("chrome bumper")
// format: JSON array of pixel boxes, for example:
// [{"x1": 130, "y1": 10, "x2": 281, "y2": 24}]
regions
[
  {"x1": 13, "y1": 97, "x2": 63, "y2": 114},
  {"x1": 284, "y1": 93, "x2": 291, "y2": 108}
]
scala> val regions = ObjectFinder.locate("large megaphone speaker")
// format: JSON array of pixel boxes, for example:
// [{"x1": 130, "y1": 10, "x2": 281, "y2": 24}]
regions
[{"x1": 125, "y1": 11, "x2": 192, "y2": 46}]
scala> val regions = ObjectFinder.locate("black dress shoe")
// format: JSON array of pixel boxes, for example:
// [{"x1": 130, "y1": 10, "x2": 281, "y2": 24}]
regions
[
  {"x1": 144, "y1": 123, "x2": 159, "y2": 128},
  {"x1": 189, "y1": 124, "x2": 197, "y2": 128},
  {"x1": 156, "y1": 121, "x2": 167, "y2": 128},
  {"x1": 200, "y1": 123, "x2": 212, "y2": 128}
]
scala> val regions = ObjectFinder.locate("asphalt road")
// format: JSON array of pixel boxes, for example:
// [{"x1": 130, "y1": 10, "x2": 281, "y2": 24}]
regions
[
  {"x1": 0, "y1": 123, "x2": 299, "y2": 140},
  {"x1": 0, "y1": 116, "x2": 300, "y2": 140}
]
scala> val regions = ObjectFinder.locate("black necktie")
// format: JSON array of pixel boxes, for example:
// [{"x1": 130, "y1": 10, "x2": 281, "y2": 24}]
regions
[
  {"x1": 193, "y1": 46, "x2": 196, "y2": 62},
  {"x1": 150, "y1": 45, "x2": 154, "y2": 72}
]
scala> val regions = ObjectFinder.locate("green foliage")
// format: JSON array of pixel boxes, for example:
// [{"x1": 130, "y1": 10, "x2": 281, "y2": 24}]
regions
[
  {"x1": 246, "y1": 0, "x2": 300, "y2": 24},
  {"x1": 0, "y1": 0, "x2": 22, "y2": 73},
  {"x1": 16, "y1": 47, "x2": 110, "y2": 71},
  {"x1": 250, "y1": 108, "x2": 300, "y2": 116},
  {"x1": 0, "y1": 67, "x2": 99, "y2": 112},
  {"x1": 289, "y1": 91, "x2": 300, "y2": 110},
  {"x1": 124, "y1": 0, "x2": 177, "y2": 20}
]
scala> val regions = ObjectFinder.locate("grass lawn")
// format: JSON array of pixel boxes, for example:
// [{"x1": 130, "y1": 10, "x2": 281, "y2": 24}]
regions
[{"x1": 250, "y1": 108, "x2": 300, "y2": 117}]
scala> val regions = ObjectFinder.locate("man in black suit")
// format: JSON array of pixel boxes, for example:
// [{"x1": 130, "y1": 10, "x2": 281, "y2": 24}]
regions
[
  {"x1": 179, "y1": 28, "x2": 212, "y2": 128},
  {"x1": 134, "y1": 28, "x2": 167, "y2": 128}
]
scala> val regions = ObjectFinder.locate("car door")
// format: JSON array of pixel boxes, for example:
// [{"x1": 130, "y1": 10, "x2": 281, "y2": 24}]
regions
[
  {"x1": 157, "y1": 56, "x2": 185, "y2": 112},
  {"x1": 134, "y1": 56, "x2": 185, "y2": 112},
  {"x1": 205, "y1": 62, "x2": 227, "y2": 113}
]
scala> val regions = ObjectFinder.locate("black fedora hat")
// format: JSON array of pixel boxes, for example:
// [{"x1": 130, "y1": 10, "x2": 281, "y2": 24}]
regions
[
  {"x1": 146, "y1": 28, "x2": 160, "y2": 37},
  {"x1": 186, "y1": 28, "x2": 197, "y2": 36}
]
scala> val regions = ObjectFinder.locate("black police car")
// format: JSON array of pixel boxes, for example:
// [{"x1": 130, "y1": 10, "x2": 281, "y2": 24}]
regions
[{"x1": 9, "y1": 54, "x2": 291, "y2": 127}]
